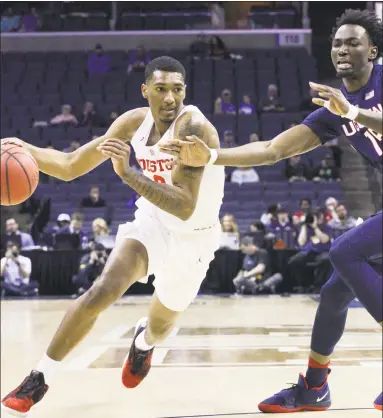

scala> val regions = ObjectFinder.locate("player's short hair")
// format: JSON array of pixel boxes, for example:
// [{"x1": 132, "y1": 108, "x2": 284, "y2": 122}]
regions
[
  {"x1": 145, "y1": 56, "x2": 186, "y2": 82},
  {"x1": 331, "y1": 9, "x2": 383, "y2": 59}
]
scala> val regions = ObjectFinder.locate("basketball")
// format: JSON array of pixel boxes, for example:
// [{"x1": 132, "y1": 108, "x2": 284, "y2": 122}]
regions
[{"x1": 1, "y1": 142, "x2": 39, "y2": 206}]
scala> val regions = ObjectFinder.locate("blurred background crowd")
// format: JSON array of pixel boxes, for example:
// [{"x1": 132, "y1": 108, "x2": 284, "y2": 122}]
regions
[{"x1": 1, "y1": 1, "x2": 381, "y2": 299}]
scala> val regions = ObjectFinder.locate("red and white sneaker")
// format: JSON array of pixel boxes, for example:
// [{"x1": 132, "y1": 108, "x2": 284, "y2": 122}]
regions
[
  {"x1": 121, "y1": 317, "x2": 154, "y2": 388},
  {"x1": 2, "y1": 370, "x2": 48, "y2": 417}
]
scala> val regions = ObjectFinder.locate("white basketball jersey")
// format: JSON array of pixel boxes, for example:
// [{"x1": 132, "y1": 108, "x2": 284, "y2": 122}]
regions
[{"x1": 130, "y1": 105, "x2": 225, "y2": 232}]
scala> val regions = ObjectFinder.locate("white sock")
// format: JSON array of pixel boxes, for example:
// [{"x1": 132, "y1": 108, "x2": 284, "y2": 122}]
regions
[
  {"x1": 135, "y1": 330, "x2": 154, "y2": 351},
  {"x1": 36, "y1": 353, "x2": 61, "y2": 385}
]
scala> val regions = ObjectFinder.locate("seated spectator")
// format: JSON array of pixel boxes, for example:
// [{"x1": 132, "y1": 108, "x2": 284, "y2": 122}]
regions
[
  {"x1": 88, "y1": 43, "x2": 110, "y2": 74},
  {"x1": 78, "y1": 101, "x2": 103, "y2": 127},
  {"x1": 328, "y1": 204, "x2": 357, "y2": 232},
  {"x1": 323, "y1": 137, "x2": 342, "y2": 168},
  {"x1": 90, "y1": 217, "x2": 110, "y2": 240},
  {"x1": 249, "y1": 132, "x2": 260, "y2": 143},
  {"x1": 20, "y1": 7, "x2": 41, "y2": 32},
  {"x1": 214, "y1": 89, "x2": 236, "y2": 115},
  {"x1": 57, "y1": 213, "x2": 88, "y2": 246},
  {"x1": 209, "y1": 35, "x2": 228, "y2": 59},
  {"x1": 50, "y1": 105, "x2": 78, "y2": 126},
  {"x1": 63, "y1": 139, "x2": 80, "y2": 153},
  {"x1": 239, "y1": 95, "x2": 255, "y2": 115},
  {"x1": 268, "y1": 207, "x2": 295, "y2": 249},
  {"x1": 231, "y1": 166, "x2": 260, "y2": 185},
  {"x1": 292, "y1": 198, "x2": 312, "y2": 226},
  {"x1": 80, "y1": 186, "x2": 106, "y2": 208},
  {"x1": 222, "y1": 130, "x2": 237, "y2": 148},
  {"x1": 1, "y1": 8, "x2": 20, "y2": 32},
  {"x1": 300, "y1": 88, "x2": 318, "y2": 112},
  {"x1": 260, "y1": 203, "x2": 280, "y2": 226},
  {"x1": 43, "y1": 213, "x2": 71, "y2": 247},
  {"x1": 324, "y1": 196, "x2": 339, "y2": 223},
  {"x1": 312, "y1": 155, "x2": 341, "y2": 182},
  {"x1": 261, "y1": 84, "x2": 285, "y2": 112},
  {"x1": 289, "y1": 212, "x2": 332, "y2": 292},
  {"x1": 5, "y1": 218, "x2": 34, "y2": 249},
  {"x1": 269, "y1": 207, "x2": 292, "y2": 231},
  {"x1": 219, "y1": 214, "x2": 240, "y2": 249},
  {"x1": 285, "y1": 155, "x2": 309, "y2": 182},
  {"x1": 127, "y1": 45, "x2": 150, "y2": 74},
  {"x1": 189, "y1": 34, "x2": 210, "y2": 59},
  {"x1": 72, "y1": 243, "x2": 108, "y2": 297},
  {"x1": 1, "y1": 242, "x2": 38, "y2": 297},
  {"x1": 233, "y1": 236, "x2": 282, "y2": 294}
]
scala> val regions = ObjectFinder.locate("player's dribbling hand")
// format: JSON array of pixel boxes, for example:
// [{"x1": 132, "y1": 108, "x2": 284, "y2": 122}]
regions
[
  {"x1": 97, "y1": 138, "x2": 131, "y2": 179},
  {"x1": 159, "y1": 135, "x2": 211, "y2": 167},
  {"x1": 309, "y1": 82, "x2": 352, "y2": 116}
]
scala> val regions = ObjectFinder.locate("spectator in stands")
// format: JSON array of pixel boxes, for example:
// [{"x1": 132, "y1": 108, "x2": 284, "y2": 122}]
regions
[
  {"x1": 87, "y1": 43, "x2": 111, "y2": 74},
  {"x1": 260, "y1": 203, "x2": 280, "y2": 226},
  {"x1": 300, "y1": 88, "x2": 318, "y2": 112},
  {"x1": 261, "y1": 84, "x2": 284, "y2": 112},
  {"x1": 324, "y1": 196, "x2": 339, "y2": 223},
  {"x1": 1, "y1": 241, "x2": 38, "y2": 297},
  {"x1": 105, "y1": 111, "x2": 119, "y2": 127},
  {"x1": 289, "y1": 212, "x2": 331, "y2": 292},
  {"x1": 189, "y1": 34, "x2": 210, "y2": 60},
  {"x1": 209, "y1": 35, "x2": 228, "y2": 59},
  {"x1": 238, "y1": 95, "x2": 255, "y2": 115},
  {"x1": 268, "y1": 207, "x2": 295, "y2": 249},
  {"x1": 78, "y1": 101, "x2": 103, "y2": 127},
  {"x1": 210, "y1": 4, "x2": 225, "y2": 29},
  {"x1": 5, "y1": 218, "x2": 34, "y2": 248},
  {"x1": 323, "y1": 137, "x2": 342, "y2": 168},
  {"x1": 214, "y1": 89, "x2": 236, "y2": 115},
  {"x1": 219, "y1": 213, "x2": 240, "y2": 249},
  {"x1": 46, "y1": 213, "x2": 71, "y2": 237},
  {"x1": 20, "y1": 7, "x2": 41, "y2": 32},
  {"x1": 63, "y1": 140, "x2": 80, "y2": 153},
  {"x1": 50, "y1": 105, "x2": 78, "y2": 126},
  {"x1": 328, "y1": 204, "x2": 357, "y2": 232},
  {"x1": 249, "y1": 133, "x2": 259, "y2": 143},
  {"x1": 285, "y1": 155, "x2": 309, "y2": 182},
  {"x1": 292, "y1": 198, "x2": 312, "y2": 226},
  {"x1": 231, "y1": 166, "x2": 260, "y2": 185},
  {"x1": 72, "y1": 243, "x2": 107, "y2": 297},
  {"x1": 127, "y1": 45, "x2": 151, "y2": 74},
  {"x1": 57, "y1": 212, "x2": 87, "y2": 245},
  {"x1": 80, "y1": 186, "x2": 106, "y2": 208},
  {"x1": 1, "y1": 7, "x2": 20, "y2": 32},
  {"x1": 233, "y1": 236, "x2": 282, "y2": 294},
  {"x1": 269, "y1": 206, "x2": 292, "y2": 231},
  {"x1": 312, "y1": 155, "x2": 341, "y2": 182},
  {"x1": 222, "y1": 130, "x2": 237, "y2": 148},
  {"x1": 90, "y1": 218, "x2": 110, "y2": 240}
]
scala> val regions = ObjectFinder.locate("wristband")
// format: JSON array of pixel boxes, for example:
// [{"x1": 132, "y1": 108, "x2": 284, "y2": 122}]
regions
[
  {"x1": 341, "y1": 104, "x2": 359, "y2": 120},
  {"x1": 207, "y1": 148, "x2": 218, "y2": 166}
]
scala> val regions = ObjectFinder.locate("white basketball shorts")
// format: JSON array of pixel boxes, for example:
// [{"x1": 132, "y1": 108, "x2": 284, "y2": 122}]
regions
[{"x1": 115, "y1": 209, "x2": 221, "y2": 312}]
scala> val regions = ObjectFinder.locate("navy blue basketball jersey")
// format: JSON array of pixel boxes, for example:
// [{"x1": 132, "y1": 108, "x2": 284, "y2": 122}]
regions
[{"x1": 303, "y1": 64, "x2": 382, "y2": 171}]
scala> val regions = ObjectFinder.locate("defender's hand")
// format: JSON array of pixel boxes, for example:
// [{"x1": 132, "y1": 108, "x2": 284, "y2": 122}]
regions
[
  {"x1": 98, "y1": 139, "x2": 131, "y2": 178},
  {"x1": 159, "y1": 135, "x2": 211, "y2": 167},
  {"x1": 309, "y1": 81, "x2": 351, "y2": 116}
]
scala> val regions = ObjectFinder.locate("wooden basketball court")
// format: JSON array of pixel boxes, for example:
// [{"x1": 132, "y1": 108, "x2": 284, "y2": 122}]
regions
[{"x1": 1, "y1": 295, "x2": 381, "y2": 417}]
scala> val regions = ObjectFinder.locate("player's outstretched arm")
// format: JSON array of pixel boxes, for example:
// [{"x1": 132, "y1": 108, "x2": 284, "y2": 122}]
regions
[
  {"x1": 160, "y1": 124, "x2": 321, "y2": 167},
  {"x1": 99, "y1": 111, "x2": 208, "y2": 221},
  {"x1": 2, "y1": 109, "x2": 146, "y2": 181}
]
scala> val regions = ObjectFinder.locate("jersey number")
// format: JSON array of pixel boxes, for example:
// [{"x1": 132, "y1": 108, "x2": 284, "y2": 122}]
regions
[
  {"x1": 153, "y1": 175, "x2": 166, "y2": 184},
  {"x1": 364, "y1": 129, "x2": 383, "y2": 156}
]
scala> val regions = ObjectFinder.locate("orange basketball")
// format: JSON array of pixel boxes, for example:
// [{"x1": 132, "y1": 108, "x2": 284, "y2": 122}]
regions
[{"x1": 1, "y1": 142, "x2": 39, "y2": 206}]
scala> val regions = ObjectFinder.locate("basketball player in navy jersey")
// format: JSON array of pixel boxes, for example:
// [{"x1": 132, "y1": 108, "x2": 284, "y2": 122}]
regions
[{"x1": 160, "y1": 9, "x2": 383, "y2": 412}]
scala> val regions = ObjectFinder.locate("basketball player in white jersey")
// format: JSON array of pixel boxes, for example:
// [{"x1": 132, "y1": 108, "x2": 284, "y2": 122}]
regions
[{"x1": 1, "y1": 56, "x2": 225, "y2": 416}]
